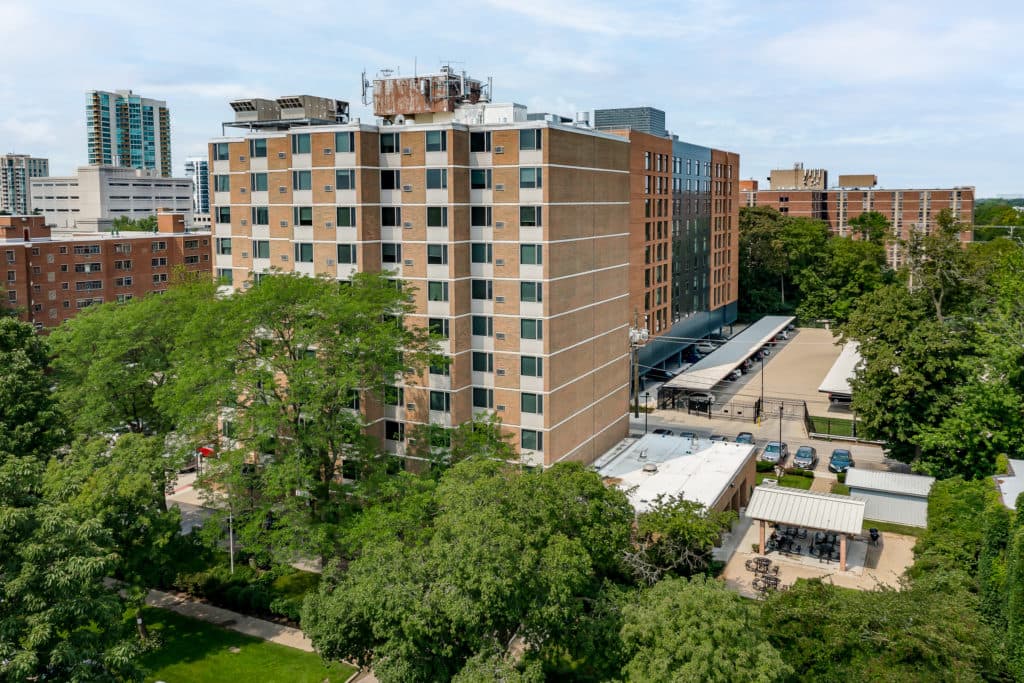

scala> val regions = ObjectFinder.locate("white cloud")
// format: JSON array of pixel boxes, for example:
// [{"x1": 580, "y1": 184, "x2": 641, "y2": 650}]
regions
[{"x1": 0, "y1": 117, "x2": 59, "y2": 146}]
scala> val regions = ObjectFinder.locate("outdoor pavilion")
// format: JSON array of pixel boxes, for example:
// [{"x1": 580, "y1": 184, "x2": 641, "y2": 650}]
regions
[{"x1": 745, "y1": 486, "x2": 866, "y2": 571}]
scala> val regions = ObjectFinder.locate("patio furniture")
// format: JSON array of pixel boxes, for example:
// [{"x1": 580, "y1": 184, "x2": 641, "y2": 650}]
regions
[{"x1": 869, "y1": 528, "x2": 880, "y2": 546}]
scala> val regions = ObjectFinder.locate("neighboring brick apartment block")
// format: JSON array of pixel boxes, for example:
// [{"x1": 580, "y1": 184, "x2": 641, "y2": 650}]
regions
[
  {"x1": 743, "y1": 163, "x2": 974, "y2": 267},
  {"x1": 208, "y1": 79, "x2": 631, "y2": 466},
  {"x1": 0, "y1": 213, "x2": 212, "y2": 328}
]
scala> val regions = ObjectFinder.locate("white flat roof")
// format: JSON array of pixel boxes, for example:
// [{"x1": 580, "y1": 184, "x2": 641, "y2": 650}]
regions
[
  {"x1": 818, "y1": 342, "x2": 861, "y2": 396},
  {"x1": 746, "y1": 486, "x2": 865, "y2": 535},
  {"x1": 663, "y1": 315, "x2": 795, "y2": 392},
  {"x1": 845, "y1": 468, "x2": 934, "y2": 498},
  {"x1": 996, "y1": 459, "x2": 1024, "y2": 510},
  {"x1": 593, "y1": 433, "x2": 755, "y2": 511}
]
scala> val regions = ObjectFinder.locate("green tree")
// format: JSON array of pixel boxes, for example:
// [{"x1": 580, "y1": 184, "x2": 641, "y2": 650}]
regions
[
  {"x1": 0, "y1": 318, "x2": 65, "y2": 457},
  {"x1": 159, "y1": 272, "x2": 435, "y2": 564},
  {"x1": 905, "y1": 208, "x2": 974, "y2": 323},
  {"x1": 112, "y1": 215, "x2": 158, "y2": 232},
  {"x1": 49, "y1": 272, "x2": 217, "y2": 437},
  {"x1": 407, "y1": 412, "x2": 517, "y2": 471},
  {"x1": 795, "y1": 236, "x2": 890, "y2": 325},
  {"x1": 847, "y1": 210, "x2": 890, "y2": 244},
  {"x1": 620, "y1": 575, "x2": 789, "y2": 683},
  {"x1": 1006, "y1": 527, "x2": 1024, "y2": 679},
  {"x1": 302, "y1": 459, "x2": 634, "y2": 682},
  {"x1": 738, "y1": 206, "x2": 790, "y2": 319}
]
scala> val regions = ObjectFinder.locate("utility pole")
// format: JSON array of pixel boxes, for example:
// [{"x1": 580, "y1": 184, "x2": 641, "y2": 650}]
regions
[{"x1": 629, "y1": 310, "x2": 649, "y2": 419}]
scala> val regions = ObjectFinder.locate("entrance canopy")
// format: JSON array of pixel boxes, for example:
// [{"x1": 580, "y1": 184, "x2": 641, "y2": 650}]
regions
[
  {"x1": 818, "y1": 342, "x2": 861, "y2": 398},
  {"x1": 662, "y1": 315, "x2": 795, "y2": 392},
  {"x1": 746, "y1": 486, "x2": 865, "y2": 536}
]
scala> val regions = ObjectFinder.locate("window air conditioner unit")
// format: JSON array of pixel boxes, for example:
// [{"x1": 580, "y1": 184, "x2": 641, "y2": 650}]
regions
[
  {"x1": 402, "y1": 147, "x2": 412, "y2": 155},
  {"x1": 278, "y1": 152, "x2": 286, "y2": 159},
  {"x1": 324, "y1": 185, "x2": 333, "y2": 192},
  {"x1": 496, "y1": 332, "x2": 506, "y2": 340},
  {"x1": 281, "y1": 255, "x2": 289, "y2": 261},
  {"x1": 403, "y1": 221, "x2": 413, "y2": 228},
  {"x1": 495, "y1": 221, "x2": 505, "y2": 228},
  {"x1": 241, "y1": 252, "x2": 249, "y2": 258},
  {"x1": 327, "y1": 221, "x2": 336, "y2": 228},
  {"x1": 280, "y1": 220, "x2": 288, "y2": 227},
  {"x1": 497, "y1": 368, "x2": 506, "y2": 376},
  {"x1": 278, "y1": 186, "x2": 287, "y2": 193},
  {"x1": 403, "y1": 259, "x2": 413, "y2": 266},
  {"x1": 406, "y1": 402, "x2": 415, "y2": 411},
  {"x1": 240, "y1": 188, "x2": 247, "y2": 194},
  {"x1": 495, "y1": 296, "x2": 505, "y2": 303},
  {"x1": 241, "y1": 219, "x2": 248, "y2": 226},
  {"x1": 402, "y1": 184, "x2": 413, "y2": 192},
  {"x1": 495, "y1": 259, "x2": 504, "y2": 266},
  {"x1": 495, "y1": 146, "x2": 505, "y2": 154},
  {"x1": 495, "y1": 184, "x2": 505, "y2": 191},
  {"x1": 239, "y1": 155, "x2": 246, "y2": 162},
  {"x1": 327, "y1": 258, "x2": 336, "y2": 266},
  {"x1": 324, "y1": 148, "x2": 332, "y2": 155},
  {"x1": 497, "y1": 404, "x2": 506, "y2": 411}
]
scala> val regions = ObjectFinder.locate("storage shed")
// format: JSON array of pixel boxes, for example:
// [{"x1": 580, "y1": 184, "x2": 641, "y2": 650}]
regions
[{"x1": 845, "y1": 469, "x2": 935, "y2": 528}]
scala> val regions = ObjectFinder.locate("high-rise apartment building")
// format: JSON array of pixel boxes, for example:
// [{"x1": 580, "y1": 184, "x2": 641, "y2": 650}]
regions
[
  {"x1": 208, "y1": 81, "x2": 631, "y2": 466},
  {"x1": 0, "y1": 212, "x2": 211, "y2": 328},
  {"x1": 742, "y1": 169, "x2": 974, "y2": 267},
  {"x1": 185, "y1": 157, "x2": 210, "y2": 214},
  {"x1": 594, "y1": 107, "x2": 667, "y2": 137},
  {"x1": 0, "y1": 154, "x2": 49, "y2": 215},
  {"x1": 87, "y1": 90, "x2": 172, "y2": 177}
]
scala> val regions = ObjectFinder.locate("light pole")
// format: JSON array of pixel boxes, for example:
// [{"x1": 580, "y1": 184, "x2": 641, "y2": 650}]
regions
[
  {"x1": 643, "y1": 392, "x2": 651, "y2": 434},
  {"x1": 759, "y1": 353, "x2": 765, "y2": 423},
  {"x1": 779, "y1": 404, "x2": 784, "y2": 454}
]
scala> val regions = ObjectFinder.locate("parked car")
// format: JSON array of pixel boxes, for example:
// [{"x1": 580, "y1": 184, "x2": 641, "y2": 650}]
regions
[
  {"x1": 727, "y1": 369, "x2": 742, "y2": 381},
  {"x1": 760, "y1": 441, "x2": 790, "y2": 464},
  {"x1": 828, "y1": 448, "x2": 855, "y2": 473},
  {"x1": 679, "y1": 431, "x2": 697, "y2": 439},
  {"x1": 652, "y1": 428, "x2": 673, "y2": 436},
  {"x1": 786, "y1": 323, "x2": 795, "y2": 332},
  {"x1": 735, "y1": 432, "x2": 755, "y2": 444},
  {"x1": 709, "y1": 434, "x2": 728, "y2": 442},
  {"x1": 696, "y1": 342, "x2": 717, "y2": 354},
  {"x1": 687, "y1": 391, "x2": 716, "y2": 405},
  {"x1": 792, "y1": 445, "x2": 818, "y2": 469}
]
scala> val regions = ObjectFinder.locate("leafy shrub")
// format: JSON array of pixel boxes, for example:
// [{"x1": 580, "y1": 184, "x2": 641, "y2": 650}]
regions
[
  {"x1": 172, "y1": 563, "x2": 319, "y2": 623},
  {"x1": 756, "y1": 461, "x2": 776, "y2": 473},
  {"x1": 837, "y1": 472, "x2": 847, "y2": 484},
  {"x1": 785, "y1": 467, "x2": 815, "y2": 479}
]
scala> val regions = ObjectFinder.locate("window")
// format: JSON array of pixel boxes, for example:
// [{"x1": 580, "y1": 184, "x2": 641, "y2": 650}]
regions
[
  {"x1": 520, "y1": 206, "x2": 542, "y2": 227},
  {"x1": 471, "y1": 243, "x2": 493, "y2": 264},
  {"x1": 520, "y1": 282, "x2": 542, "y2": 302},
  {"x1": 380, "y1": 132, "x2": 400, "y2": 154},
  {"x1": 472, "y1": 315, "x2": 493, "y2": 336},
  {"x1": 116, "y1": 294, "x2": 132, "y2": 303},
  {"x1": 426, "y1": 168, "x2": 448, "y2": 189},
  {"x1": 184, "y1": 239, "x2": 199, "y2": 249},
  {"x1": 471, "y1": 279, "x2": 493, "y2": 300},
  {"x1": 115, "y1": 276, "x2": 134, "y2": 286},
  {"x1": 521, "y1": 393, "x2": 543, "y2": 414},
  {"x1": 521, "y1": 429, "x2": 543, "y2": 450},
  {"x1": 470, "y1": 169, "x2": 491, "y2": 190},
  {"x1": 381, "y1": 170, "x2": 401, "y2": 190},
  {"x1": 383, "y1": 386, "x2": 404, "y2": 406},
  {"x1": 212, "y1": 142, "x2": 230, "y2": 161},
  {"x1": 293, "y1": 206, "x2": 313, "y2": 226},
  {"x1": 520, "y1": 244, "x2": 542, "y2": 265},
  {"x1": 335, "y1": 169, "x2": 356, "y2": 190},
  {"x1": 114, "y1": 259, "x2": 132, "y2": 270},
  {"x1": 381, "y1": 206, "x2": 402, "y2": 227},
  {"x1": 337, "y1": 244, "x2": 356, "y2": 264},
  {"x1": 471, "y1": 206, "x2": 492, "y2": 227},
  {"x1": 335, "y1": 131, "x2": 354, "y2": 153},
  {"x1": 381, "y1": 243, "x2": 402, "y2": 263},
  {"x1": 429, "y1": 391, "x2": 451, "y2": 412},
  {"x1": 426, "y1": 206, "x2": 448, "y2": 227},
  {"x1": 427, "y1": 281, "x2": 449, "y2": 301},
  {"x1": 6, "y1": 270, "x2": 14, "y2": 282},
  {"x1": 521, "y1": 356, "x2": 543, "y2": 377},
  {"x1": 217, "y1": 268, "x2": 232, "y2": 284},
  {"x1": 254, "y1": 240, "x2": 270, "y2": 259},
  {"x1": 473, "y1": 388, "x2": 494, "y2": 409},
  {"x1": 520, "y1": 168, "x2": 542, "y2": 189},
  {"x1": 472, "y1": 351, "x2": 493, "y2": 372},
  {"x1": 74, "y1": 279, "x2": 103, "y2": 291},
  {"x1": 251, "y1": 172, "x2": 268, "y2": 192},
  {"x1": 251, "y1": 206, "x2": 269, "y2": 225},
  {"x1": 291, "y1": 133, "x2": 311, "y2": 154},
  {"x1": 521, "y1": 319, "x2": 543, "y2": 340},
  {"x1": 430, "y1": 358, "x2": 450, "y2": 376},
  {"x1": 425, "y1": 130, "x2": 447, "y2": 152},
  {"x1": 184, "y1": 255, "x2": 200, "y2": 264},
  {"x1": 250, "y1": 138, "x2": 267, "y2": 158},
  {"x1": 151, "y1": 257, "x2": 168, "y2": 267},
  {"x1": 428, "y1": 318, "x2": 449, "y2": 338},
  {"x1": 520, "y1": 129, "x2": 542, "y2": 151},
  {"x1": 336, "y1": 207, "x2": 356, "y2": 227},
  {"x1": 114, "y1": 243, "x2": 131, "y2": 254},
  {"x1": 214, "y1": 206, "x2": 230, "y2": 224},
  {"x1": 74, "y1": 262, "x2": 101, "y2": 273},
  {"x1": 153, "y1": 273, "x2": 168, "y2": 284},
  {"x1": 385, "y1": 420, "x2": 404, "y2": 441},
  {"x1": 427, "y1": 244, "x2": 448, "y2": 265},
  {"x1": 294, "y1": 242, "x2": 313, "y2": 263},
  {"x1": 292, "y1": 170, "x2": 312, "y2": 190},
  {"x1": 214, "y1": 175, "x2": 230, "y2": 192},
  {"x1": 470, "y1": 131, "x2": 491, "y2": 152}
]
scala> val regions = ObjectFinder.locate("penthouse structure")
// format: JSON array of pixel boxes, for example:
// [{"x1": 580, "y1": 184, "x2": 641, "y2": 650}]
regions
[
  {"x1": 743, "y1": 164, "x2": 974, "y2": 267},
  {"x1": 0, "y1": 212, "x2": 211, "y2": 328},
  {"x1": 1, "y1": 154, "x2": 49, "y2": 215},
  {"x1": 208, "y1": 78, "x2": 631, "y2": 466}
]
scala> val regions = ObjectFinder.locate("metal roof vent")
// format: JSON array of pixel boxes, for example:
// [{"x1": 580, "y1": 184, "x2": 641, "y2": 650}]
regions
[{"x1": 642, "y1": 462, "x2": 658, "y2": 473}]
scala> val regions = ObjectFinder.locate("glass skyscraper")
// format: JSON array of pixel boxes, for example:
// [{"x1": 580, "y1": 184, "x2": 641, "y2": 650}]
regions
[{"x1": 86, "y1": 90, "x2": 171, "y2": 177}]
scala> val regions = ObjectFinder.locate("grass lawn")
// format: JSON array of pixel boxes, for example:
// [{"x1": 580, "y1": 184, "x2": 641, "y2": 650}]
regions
[
  {"x1": 831, "y1": 482, "x2": 851, "y2": 495},
  {"x1": 808, "y1": 415, "x2": 859, "y2": 438},
  {"x1": 756, "y1": 472, "x2": 814, "y2": 490},
  {"x1": 139, "y1": 608, "x2": 355, "y2": 683},
  {"x1": 862, "y1": 519, "x2": 927, "y2": 539}
]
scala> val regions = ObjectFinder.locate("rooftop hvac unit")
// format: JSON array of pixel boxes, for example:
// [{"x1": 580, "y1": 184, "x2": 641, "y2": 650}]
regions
[{"x1": 642, "y1": 462, "x2": 658, "y2": 473}]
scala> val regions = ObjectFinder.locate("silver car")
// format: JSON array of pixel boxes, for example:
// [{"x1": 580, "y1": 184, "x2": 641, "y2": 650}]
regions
[{"x1": 760, "y1": 441, "x2": 789, "y2": 464}]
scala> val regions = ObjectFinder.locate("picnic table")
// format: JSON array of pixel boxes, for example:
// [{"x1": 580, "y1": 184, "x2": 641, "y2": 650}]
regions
[{"x1": 745, "y1": 556, "x2": 779, "y2": 575}]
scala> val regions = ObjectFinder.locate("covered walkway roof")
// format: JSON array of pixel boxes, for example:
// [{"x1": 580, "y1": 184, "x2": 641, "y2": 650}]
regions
[
  {"x1": 818, "y1": 341, "x2": 861, "y2": 398},
  {"x1": 746, "y1": 486, "x2": 865, "y2": 536},
  {"x1": 662, "y1": 315, "x2": 795, "y2": 392}
]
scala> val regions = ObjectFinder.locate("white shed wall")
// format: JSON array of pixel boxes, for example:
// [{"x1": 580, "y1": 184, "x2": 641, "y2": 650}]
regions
[{"x1": 850, "y1": 489, "x2": 928, "y2": 528}]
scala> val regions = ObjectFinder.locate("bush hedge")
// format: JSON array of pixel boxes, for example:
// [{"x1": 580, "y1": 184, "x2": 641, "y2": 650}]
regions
[
  {"x1": 784, "y1": 467, "x2": 815, "y2": 479},
  {"x1": 756, "y1": 461, "x2": 776, "y2": 473},
  {"x1": 172, "y1": 564, "x2": 319, "y2": 624},
  {"x1": 837, "y1": 472, "x2": 847, "y2": 484}
]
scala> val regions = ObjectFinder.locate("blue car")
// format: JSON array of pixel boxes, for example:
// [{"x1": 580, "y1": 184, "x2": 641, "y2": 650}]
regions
[{"x1": 828, "y1": 448, "x2": 855, "y2": 473}]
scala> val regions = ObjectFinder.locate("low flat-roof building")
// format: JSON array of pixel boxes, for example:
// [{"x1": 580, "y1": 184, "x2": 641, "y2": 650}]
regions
[
  {"x1": 845, "y1": 469, "x2": 935, "y2": 528},
  {"x1": 818, "y1": 341, "x2": 861, "y2": 402},
  {"x1": 593, "y1": 432, "x2": 757, "y2": 513}
]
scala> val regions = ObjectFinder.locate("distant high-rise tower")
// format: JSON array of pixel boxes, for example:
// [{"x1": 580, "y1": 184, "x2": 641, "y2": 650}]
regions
[
  {"x1": 86, "y1": 90, "x2": 172, "y2": 177},
  {"x1": 594, "y1": 107, "x2": 667, "y2": 137},
  {"x1": 0, "y1": 154, "x2": 49, "y2": 215},
  {"x1": 184, "y1": 157, "x2": 210, "y2": 214}
]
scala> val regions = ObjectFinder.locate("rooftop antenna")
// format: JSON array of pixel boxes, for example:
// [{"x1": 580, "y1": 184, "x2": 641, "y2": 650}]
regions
[{"x1": 360, "y1": 69, "x2": 371, "y2": 106}]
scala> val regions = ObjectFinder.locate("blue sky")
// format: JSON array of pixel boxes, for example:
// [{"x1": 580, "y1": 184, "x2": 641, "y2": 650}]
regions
[{"x1": 1, "y1": 0, "x2": 1021, "y2": 195}]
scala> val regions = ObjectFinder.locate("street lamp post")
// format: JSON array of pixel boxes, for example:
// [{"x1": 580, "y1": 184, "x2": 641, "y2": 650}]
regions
[
  {"x1": 643, "y1": 392, "x2": 651, "y2": 434},
  {"x1": 779, "y1": 404, "x2": 784, "y2": 455}
]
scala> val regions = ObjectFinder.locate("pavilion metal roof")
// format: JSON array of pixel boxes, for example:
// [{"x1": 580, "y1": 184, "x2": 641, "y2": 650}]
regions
[{"x1": 746, "y1": 486, "x2": 865, "y2": 535}]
